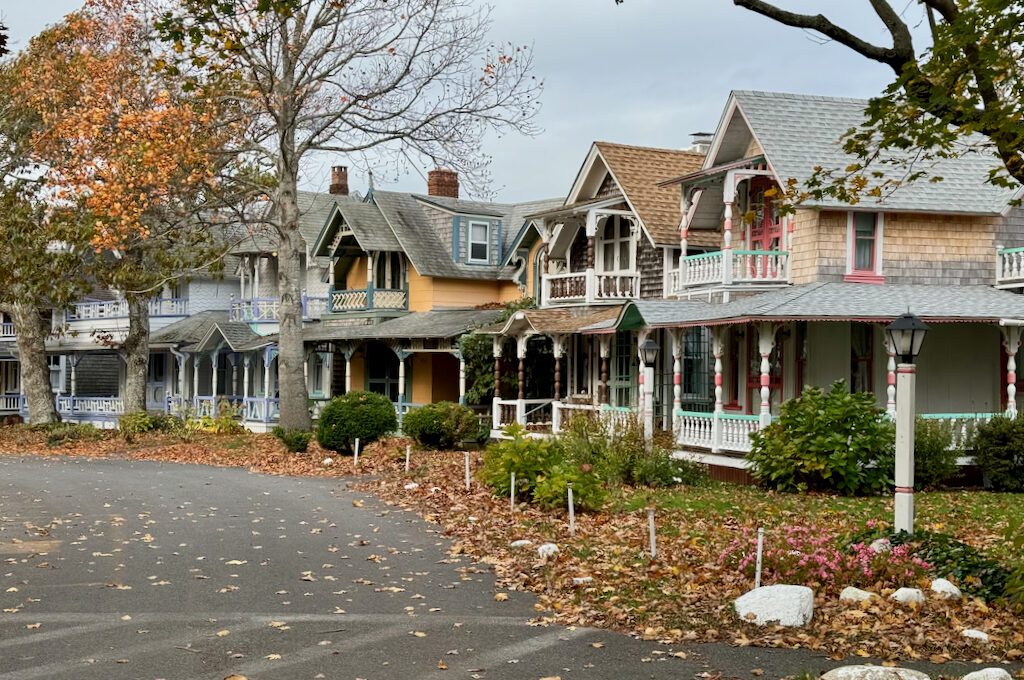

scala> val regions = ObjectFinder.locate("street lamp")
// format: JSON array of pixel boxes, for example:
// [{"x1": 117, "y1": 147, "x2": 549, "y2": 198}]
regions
[
  {"x1": 639, "y1": 337, "x2": 660, "y2": 441},
  {"x1": 885, "y1": 313, "x2": 929, "y2": 535}
]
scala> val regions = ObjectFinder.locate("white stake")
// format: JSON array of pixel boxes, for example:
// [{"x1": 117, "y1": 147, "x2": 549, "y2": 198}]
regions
[
  {"x1": 647, "y1": 507, "x2": 657, "y2": 559},
  {"x1": 567, "y1": 483, "x2": 575, "y2": 535},
  {"x1": 353, "y1": 437, "x2": 360, "y2": 466},
  {"x1": 510, "y1": 472, "x2": 516, "y2": 512},
  {"x1": 754, "y1": 527, "x2": 765, "y2": 589},
  {"x1": 405, "y1": 444, "x2": 411, "y2": 473},
  {"x1": 464, "y1": 452, "x2": 471, "y2": 491}
]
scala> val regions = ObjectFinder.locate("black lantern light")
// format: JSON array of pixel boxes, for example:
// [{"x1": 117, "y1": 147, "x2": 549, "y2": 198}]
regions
[
  {"x1": 886, "y1": 313, "x2": 929, "y2": 364},
  {"x1": 639, "y1": 337, "x2": 660, "y2": 365}
]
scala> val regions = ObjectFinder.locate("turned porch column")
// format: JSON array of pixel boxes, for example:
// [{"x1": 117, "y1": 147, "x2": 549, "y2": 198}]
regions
[
  {"x1": 516, "y1": 335, "x2": 528, "y2": 401},
  {"x1": 585, "y1": 210, "x2": 597, "y2": 303},
  {"x1": 722, "y1": 174, "x2": 736, "y2": 286},
  {"x1": 671, "y1": 329, "x2": 683, "y2": 414},
  {"x1": 397, "y1": 350, "x2": 408, "y2": 406},
  {"x1": 711, "y1": 327, "x2": 724, "y2": 453},
  {"x1": 598, "y1": 336, "x2": 611, "y2": 405},
  {"x1": 242, "y1": 355, "x2": 251, "y2": 400},
  {"x1": 552, "y1": 335, "x2": 564, "y2": 402},
  {"x1": 1003, "y1": 326, "x2": 1022, "y2": 416},
  {"x1": 757, "y1": 323, "x2": 778, "y2": 427},
  {"x1": 884, "y1": 332, "x2": 897, "y2": 416},
  {"x1": 210, "y1": 351, "x2": 220, "y2": 399},
  {"x1": 492, "y1": 336, "x2": 504, "y2": 431},
  {"x1": 456, "y1": 351, "x2": 466, "y2": 405},
  {"x1": 192, "y1": 354, "x2": 200, "y2": 407},
  {"x1": 344, "y1": 345, "x2": 354, "y2": 394}
]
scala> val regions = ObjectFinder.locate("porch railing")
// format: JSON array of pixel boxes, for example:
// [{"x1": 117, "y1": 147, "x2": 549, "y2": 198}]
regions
[
  {"x1": 541, "y1": 272, "x2": 588, "y2": 304},
  {"x1": 0, "y1": 394, "x2": 21, "y2": 412},
  {"x1": 55, "y1": 396, "x2": 125, "y2": 416},
  {"x1": 491, "y1": 397, "x2": 553, "y2": 431},
  {"x1": 540, "y1": 270, "x2": 640, "y2": 306},
  {"x1": 0, "y1": 322, "x2": 13, "y2": 338},
  {"x1": 328, "y1": 287, "x2": 408, "y2": 313},
  {"x1": 997, "y1": 247, "x2": 1024, "y2": 287},
  {"x1": 66, "y1": 297, "x2": 189, "y2": 321},
  {"x1": 229, "y1": 298, "x2": 280, "y2": 323},
  {"x1": 551, "y1": 402, "x2": 598, "y2": 433},
  {"x1": 674, "y1": 409, "x2": 762, "y2": 453},
  {"x1": 919, "y1": 412, "x2": 996, "y2": 451},
  {"x1": 302, "y1": 295, "x2": 329, "y2": 319},
  {"x1": 669, "y1": 250, "x2": 789, "y2": 295},
  {"x1": 243, "y1": 396, "x2": 280, "y2": 423}
]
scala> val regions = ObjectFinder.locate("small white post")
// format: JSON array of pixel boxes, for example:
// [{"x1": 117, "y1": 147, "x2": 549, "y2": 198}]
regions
[
  {"x1": 405, "y1": 444, "x2": 411, "y2": 473},
  {"x1": 647, "y1": 507, "x2": 657, "y2": 559},
  {"x1": 567, "y1": 483, "x2": 575, "y2": 535},
  {"x1": 754, "y1": 527, "x2": 765, "y2": 589},
  {"x1": 510, "y1": 472, "x2": 516, "y2": 512},
  {"x1": 464, "y1": 452, "x2": 471, "y2": 491},
  {"x1": 353, "y1": 437, "x2": 360, "y2": 466}
]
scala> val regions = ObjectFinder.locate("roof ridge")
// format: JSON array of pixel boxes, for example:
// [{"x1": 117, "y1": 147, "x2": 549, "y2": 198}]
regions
[
  {"x1": 595, "y1": 140, "x2": 705, "y2": 157},
  {"x1": 732, "y1": 89, "x2": 870, "y2": 105}
]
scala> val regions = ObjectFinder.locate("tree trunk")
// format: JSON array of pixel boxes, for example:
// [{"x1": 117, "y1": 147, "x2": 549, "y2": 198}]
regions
[
  {"x1": 10, "y1": 303, "x2": 59, "y2": 424},
  {"x1": 122, "y1": 294, "x2": 149, "y2": 414},
  {"x1": 275, "y1": 173, "x2": 311, "y2": 431}
]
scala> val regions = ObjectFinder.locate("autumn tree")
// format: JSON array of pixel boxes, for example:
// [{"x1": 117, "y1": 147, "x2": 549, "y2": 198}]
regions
[
  {"x1": 15, "y1": 0, "x2": 240, "y2": 414},
  {"x1": 155, "y1": 0, "x2": 542, "y2": 430}
]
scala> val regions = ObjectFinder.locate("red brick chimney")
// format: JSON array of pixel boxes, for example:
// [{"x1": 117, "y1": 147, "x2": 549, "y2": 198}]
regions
[
  {"x1": 427, "y1": 169, "x2": 459, "y2": 199},
  {"x1": 329, "y1": 166, "x2": 349, "y2": 196}
]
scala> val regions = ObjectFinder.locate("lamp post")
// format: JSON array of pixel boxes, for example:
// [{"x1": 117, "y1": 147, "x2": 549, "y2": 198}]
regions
[
  {"x1": 639, "y1": 337, "x2": 660, "y2": 441},
  {"x1": 885, "y1": 313, "x2": 929, "y2": 535}
]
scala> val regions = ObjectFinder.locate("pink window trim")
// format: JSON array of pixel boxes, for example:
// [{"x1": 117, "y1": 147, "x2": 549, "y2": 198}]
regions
[{"x1": 843, "y1": 272, "x2": 885, "y2": 284}]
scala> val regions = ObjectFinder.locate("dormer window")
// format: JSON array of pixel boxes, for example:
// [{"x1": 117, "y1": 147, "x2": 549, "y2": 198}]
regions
[
  {"x1": 468, "y1": 220, "x2": 490, "y2": 263},
  {"x1": 845, "y1": 212, "x2": 884, "y2": 283},
  {"x1": 599, "y1": 215, "x2": 634, "y2": 273}
]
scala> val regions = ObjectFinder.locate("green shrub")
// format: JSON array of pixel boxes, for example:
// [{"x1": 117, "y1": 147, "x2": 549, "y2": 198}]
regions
[
  {"x1": 533, "y1": 462, "x2": 606, "y2": 511},
  {"x1": 913, "y1": 417, "x2": 959, "y2": 489},
  {"x1": 149, "y1": 413, "x2": 185, "y2": 436},
  {"x1": 889, "y1": 530, "x2": 1010, "y2": 602},
  {"x1": 316, "y1": 391, "x2": 397, "y2": 454},
  {"x1": 973, "y1": 415, "x2": 1024, "y2": 491},
  {"x1": 402, "y1": 401, "x2": 478, "y2": 450},
  {"x1": 479, "y1": 424, "x2": 564, "y2": 500},
  {"x1": 30, "y1": 422, "x2": 106, "y2": 447},
  {"x1": 272, "y1": 426, "x2": 311, "y2": 453},
  {"x1": 1006, "y1": 518, "x2": 1024, "y2": 610},
  {"x1": 119, "y1": 412, "x2": 155, "y2": 443},
  {"x1": 749, "y1": 381, "x2": 895, "y2": 495}
]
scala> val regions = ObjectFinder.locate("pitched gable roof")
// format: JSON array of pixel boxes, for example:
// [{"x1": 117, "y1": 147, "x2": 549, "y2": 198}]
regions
[
  {"x1": 730, "y1": 90, "x2": 1018, "y2": 215},
  {"x1": 594, "y1": 142, "x2": 705, "y2": 245}
]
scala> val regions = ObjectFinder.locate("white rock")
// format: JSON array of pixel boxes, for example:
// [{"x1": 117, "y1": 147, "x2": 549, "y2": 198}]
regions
[
  {"x1": 572, "y1": 576, "x2": 593, "y2": 585},
  {"x1": 321, "y1": 457, "x2": 334, "y2": 466},
  {"x1": 839, "y1": 586, "x2": 877, "y2": 602},
  {"x1": 869, "y1": 538, "x2": 892, "y2": 553},
  {"x1": 467, "y1": 516, "x2": 478, "y2": 523},
  {"x1": 962, "y1": 669, "x2": 1011, "y2": 680},
  {"x1": 821, "y1": 665, "x2": 930, "y2": 680},
  {"x1": 929, "y1": 578, "x2": 962, "y2": 600},
  {"x1": 536, "y1": 543, "x2": 559, "y2": 559},
  {"x1": 510, "y1": 539, "x2": 532, "y2": 549},
  {"x1": 403, "y1": 482, "x2": 419, "y2": 490},
  {"x1": 733, "y1": 584, "x2": 814, "y2": 627},
  {"x1": 890, "y1": 587, "x2": 925, "y2": 604},
  {"x1": 962, "y1": 628, "x2": 991, "y2": 642}
]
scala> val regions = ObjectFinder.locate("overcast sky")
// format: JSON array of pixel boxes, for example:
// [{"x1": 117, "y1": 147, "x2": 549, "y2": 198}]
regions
[{"x1": 2, "y1": 1, "x2": 929, "y2": 202}]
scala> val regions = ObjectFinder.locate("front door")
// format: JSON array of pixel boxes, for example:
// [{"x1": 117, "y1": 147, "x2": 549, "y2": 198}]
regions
[{"x1": 147, "y1": 354, "x2": 167, "y2": 410}]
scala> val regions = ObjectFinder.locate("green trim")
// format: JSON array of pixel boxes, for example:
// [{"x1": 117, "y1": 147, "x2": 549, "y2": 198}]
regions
[
  {"x1": 719, "y1": 413, "x2": 760, "y2": 421},
  {"x1": 674, "y1": 410, "x2": 713, "y2": 418},
  {"x1": 919, "y1": 412, "x2": 996, "y2": 420},
  {"x1": 600, "y1": 405, "x2": 636, "y2": 413},
  {"x1": 999, "y1": 247, "x2": 1024, "y2": 254},
  {"x1": 682, "y1": 251, "x2": 724, "y2": 262}
]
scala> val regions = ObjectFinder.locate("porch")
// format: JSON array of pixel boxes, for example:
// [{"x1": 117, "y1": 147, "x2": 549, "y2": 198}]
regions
[
  {"x1": 228, "y1": 292, "x2": 329, "y2": 323},
  {"x1": 327, "y1": 286, "x2": 408, "y2": 314}
]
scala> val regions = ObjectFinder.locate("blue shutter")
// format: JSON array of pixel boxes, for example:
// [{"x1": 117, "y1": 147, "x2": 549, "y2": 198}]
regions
[
  {"x1": 451, "y1": 216, "x2": 460, "y2": 263},
  {"x1": 495, "y1": 220, "x2": 502, "y2": 264}
]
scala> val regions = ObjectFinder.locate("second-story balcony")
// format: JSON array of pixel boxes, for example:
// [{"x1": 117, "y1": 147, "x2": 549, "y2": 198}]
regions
[
  {"x1": 65, "y1": 297, "x2": 189, "y2": 322},
  {"x1": 541, "y1": 271, "x2": 640, "y2": 306},
  {"x1": 668, "y1": 249, "x2": 789, "y2": 296},
  {"x1": 229, "y1": 293, "x2": 330, "y2": 323},
  {"x1": 0, "y1": 322, "x2": 14, "y2": 339},
  {"x1": 327, "y1": 286, "x2": 408, "y2": 314},
  {"x1": 997, "y1": 246, "x2": 1024, "y2": 288}
]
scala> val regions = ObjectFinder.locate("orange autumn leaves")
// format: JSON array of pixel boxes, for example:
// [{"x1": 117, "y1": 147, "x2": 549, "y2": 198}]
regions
[{"x1": 14, "y1": 0, "x2": 222, "y2": 251}]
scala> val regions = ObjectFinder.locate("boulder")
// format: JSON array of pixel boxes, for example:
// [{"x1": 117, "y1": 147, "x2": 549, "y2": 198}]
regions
[
  {"x1": 839, "y1": 586, "x2": 877, "y2": 603},
  {"x1": 821, "y1": 666, "x2": 929, "y2": 680},
  {"x1": 510, "y1": 539, "x2": 532, "y2": 549},
  {"x1": 890, "y1": 587, "x2": 925, "y2": 604},
  {"x1": 962, "y1": 669, "x2": 1012, "y2": 680},
  {"x1": 733, "y1": 584, "x2": 814, "y2": 627},
  {"x1": 869, "y1": 538, "x2": 892, "y2": 553},
  {"x1": 403, "y1": 482, "x2": 419, "y2": 490},
  {"x1": 572, "y1": 576, "x2": 593, "y2": 585},
  {"x1": 536, "y1": 543, "x2": 559, "y2": 559},
  {"x1": 929, "y1": 578, "x2": 962, "y2": 600},
  {"x1": 962, "y1": 628, "x2": 990, "y2": 642}
]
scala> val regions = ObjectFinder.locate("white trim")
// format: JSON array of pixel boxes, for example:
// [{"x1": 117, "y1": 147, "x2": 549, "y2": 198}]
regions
[
  {"x1": 467, "y1": 220, "x2": 491, "y2": 264},
  {"x1": 845, "y1": 211, "x2": 885, "y2": 276},
  {"x1": 672, "y1": 449, "x2": 751, "y2": 470}
]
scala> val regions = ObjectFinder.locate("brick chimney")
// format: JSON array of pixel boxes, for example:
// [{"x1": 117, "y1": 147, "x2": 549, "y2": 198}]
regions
[
  {"x1": 427, "y1": 168, "x2": 459, "y2": 199},
  {"x1": 329, "y1": 166, "x2": 349, "y2": 196}
]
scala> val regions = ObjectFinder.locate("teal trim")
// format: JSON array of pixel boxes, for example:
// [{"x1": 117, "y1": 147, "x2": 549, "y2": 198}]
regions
[
  {"x1": 920, "y1": 412, "x2": 996, "y2": 420},
  {"x1": 675, "y1": 410, "x2": 714, "y2": 418},
  {"x1": 682, "y1": 251, "x2": 723, "y2": 262},
  {"x1": 600, "y1": 404, "x2": 636, "y2": 413},
  {"x1": 735, "y1": 249, "x2": 789, "y2": 257},
  {"x1": 719, "y1": 413, "x2": 760, "y2": 421},
  {"x1": 1000, "y1": 247, "x2": 1024, "y2": 254}
]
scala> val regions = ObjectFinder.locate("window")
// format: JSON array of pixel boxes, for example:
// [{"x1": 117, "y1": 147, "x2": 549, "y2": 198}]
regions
[
  {"x1": 846, "y1": 212, "x2": 883, "y2": 282},
  {"x1": 609, "y1": 331, "x2": 635, "y2": 408},
  {"x1": 365, "y1": 342, "x2": 401, "y2": 402},
  {"x1": 48, "y1": 355, "x2": 64, "y2": 393},
  {"x1": 375, "y1": 252, "x2": 404, "y2": 290},
  {"x1": 468, "y1": 221, "x2": 489, "y2": 263},
  {"x1": 850, "y1": 324, "x2": 873, "y2": 393},
  {"x1": 310, "y1": 352, "x2": 325, "y2": 397},
  {"x1": 600, "y1": 216, "x2": 634, "y2": 273}
]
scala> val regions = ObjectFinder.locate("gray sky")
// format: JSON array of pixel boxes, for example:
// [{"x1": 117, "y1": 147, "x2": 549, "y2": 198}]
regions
[{"x1": 2, "y1": 1, "x2": 928, "y2": 202}]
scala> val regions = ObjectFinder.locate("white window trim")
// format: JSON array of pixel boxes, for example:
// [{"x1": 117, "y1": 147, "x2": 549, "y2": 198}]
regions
[
  {"x1": 845, "y1": 211, "x2": 884, "y2": 277},
  {"x1": 467, "y1": 220, "x2": 490, "y2": 264},
  {"x1": 597, "y1": 216, "x2": 637, "y2": 274}
]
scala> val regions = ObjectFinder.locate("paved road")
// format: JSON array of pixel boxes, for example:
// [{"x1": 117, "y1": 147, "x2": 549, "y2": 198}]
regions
[{"x1": 0, "y1": 457, "x2": 998, "y2": 680}]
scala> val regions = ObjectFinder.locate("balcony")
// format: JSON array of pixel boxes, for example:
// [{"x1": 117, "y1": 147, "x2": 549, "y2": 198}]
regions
[
  {"x1": 668, "y1": 249, "x2": 789, "y2": 296},
  {"x1": 0, "y1": 322, "x2": 14, "y2": 339},
  {"x1": 540, "y1": 271, "x2": 640, "y2": 306},
  {"x1": 65, "y1": 297, "x2": 189, "y2": 322},
  {"x1": 327, "y1": 287, "x2": 408, "y2": 314},
  {"x1": 997, "y1": 247, "x2": 1024, "y2": 288},
  {"x1": 229, "y1": 295, "x2": 329, "y2": 323}
]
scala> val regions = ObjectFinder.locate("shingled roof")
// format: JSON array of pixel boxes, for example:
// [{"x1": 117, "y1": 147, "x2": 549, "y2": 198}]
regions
[
  {"x1": 594, "y1": 142, "x2": 706, "y2": 246},
  {"x1": 731, "y1": 91, "x2": 1019, "y2": 215}
]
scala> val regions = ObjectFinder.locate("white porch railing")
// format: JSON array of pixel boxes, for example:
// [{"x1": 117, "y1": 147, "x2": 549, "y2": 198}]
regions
[
  {"x1": 302, "y1": 295, "x2": 329, "y2": 319},
  {"x1": 66, "y1": 297, "x2": 189, "y2": 321},
  {"x1": 230, "y1": 298, "x2": 280, "y2": 322},
  {"x1": 551, "y1": 402, "x2": 598, "y2": 433},
  {"x1": 491, "y1": 397, "x2": 554, "y2": 430},
  {"x1": 0, "y1": 394, "x2": 20, "y2": 412},
  {"x1": 674, "y1": 409, "x2": 762, "y2": 453},
  {"x1": 540, "y1": 270, "x2": 640, "y2": 306},
  {"x1": 594, "y1": 273, "x2": 640, "y2": 300},
  {"x1": 919, "y1": 413, "x2": 996, "y2": 450},
  {"x1": 0, "y1": 323, "x2": 15, "y2": 338},
  {"x1": 542, "y1": 272, "x2": 588, "y2": 304},
  {"x1": 669, "y1": 250, "x2": 789, "y2": 295},
  {"x1": 55, "y1": 396, "x2": 125, "y2": 416},
  {"x1": 243, "y1": 396, "x2": 280, "y2": 423},
  {"x1": 996, "y1": 247, "x2": 1024, "y2": 287}
]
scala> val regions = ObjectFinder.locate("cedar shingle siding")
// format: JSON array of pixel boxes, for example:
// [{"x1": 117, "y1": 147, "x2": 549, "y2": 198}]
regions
[{"x1": 638, "y1": 239, "x2": 663, "y2": 299}]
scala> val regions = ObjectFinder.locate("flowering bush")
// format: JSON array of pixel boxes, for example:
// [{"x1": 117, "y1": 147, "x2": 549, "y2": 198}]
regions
[{"x1": 720, "y1": 523, "x2": 930, "y2": 590}]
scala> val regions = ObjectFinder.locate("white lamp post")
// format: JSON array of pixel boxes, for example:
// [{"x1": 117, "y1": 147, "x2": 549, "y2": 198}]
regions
[
  {"x1": 639, "y1": 337, "x2": 660, "y2": 441},
  {"x1": 885, "y1": 313, "x2": 929, "y2": 535}
]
